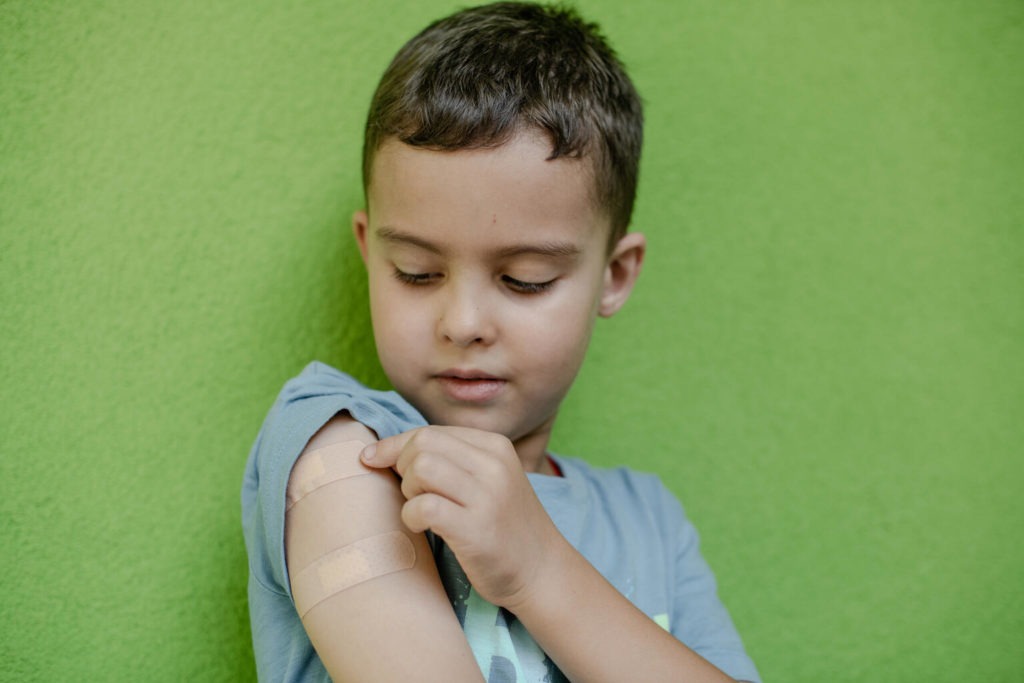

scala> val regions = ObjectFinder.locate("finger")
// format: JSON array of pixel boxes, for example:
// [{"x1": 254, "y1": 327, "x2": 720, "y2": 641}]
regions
[
  {"x1": 393, "y1": 428, "x2": 485, "y2": 481},
  {"x1": 359, "y1": 429, "x2": 419, "y2": 469},
  {"x1": 406, "y1": 428, "x2": 520, "y2": 480},
  {"x1": 399, "y1": 448, "x2": 476, "y2": 505},
  {"x1": 371, "y1": 427, "x2": 475, "y2": 479},
  {"x1": 428, "y1": 428, "x2": 521, "y2": 480},
  {"x1": 419, "y1": 425, "x2": 512, "y2": 455},
  {"x1": 361, "y1": 427, "x2": 460, "y2": 470},
  {"x1": 401, "y1": 492, "x2": 464, "y2": 536}
]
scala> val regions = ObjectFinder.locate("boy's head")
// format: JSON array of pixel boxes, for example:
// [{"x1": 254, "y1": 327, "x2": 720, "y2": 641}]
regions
[
  {"x1": 353, "y1": 2, "x2": 646, "y2": 473},
  {"x1": 361, "y1": 1, "x2": 644, "y2": 247}
]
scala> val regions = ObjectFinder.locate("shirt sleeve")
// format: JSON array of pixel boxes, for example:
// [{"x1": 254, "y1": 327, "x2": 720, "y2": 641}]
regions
[
  {"x1": 241, "y1": 361, "x2": 427, "y2": 597},
  {"x1": 659, "y1": 486, "x2": 762, "y2": 683},
  {"x1": 240, "y1": 363, "x2": 431, "y2": 682}
]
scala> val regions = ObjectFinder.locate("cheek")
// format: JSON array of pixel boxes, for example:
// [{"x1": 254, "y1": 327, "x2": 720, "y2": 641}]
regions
[
  {"x1": 368, "y1": 281, "x2": 423, "y2": 357},
  {"x1": 518, "y1": 295, "x2": 597, "y2": 368}
]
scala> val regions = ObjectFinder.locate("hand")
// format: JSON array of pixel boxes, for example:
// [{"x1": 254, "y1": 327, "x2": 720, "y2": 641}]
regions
[{"x1": 360, "y1": 426, "x2": 562, "y2": 610}]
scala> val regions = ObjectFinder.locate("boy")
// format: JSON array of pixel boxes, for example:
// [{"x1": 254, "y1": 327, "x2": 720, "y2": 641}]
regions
[{"x1": 242, "y1": 3, "x2": 760, "y2": 681}]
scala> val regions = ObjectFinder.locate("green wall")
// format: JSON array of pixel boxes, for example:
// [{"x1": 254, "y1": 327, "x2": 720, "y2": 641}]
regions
[{"x1": 2, "y1": 1, "x2": 1021, "y2": 680}]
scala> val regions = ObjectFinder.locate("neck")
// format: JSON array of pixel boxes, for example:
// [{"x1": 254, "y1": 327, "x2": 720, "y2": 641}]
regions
[{"x1": 512, "y1": 417, "x2": 557, "y2": 476}]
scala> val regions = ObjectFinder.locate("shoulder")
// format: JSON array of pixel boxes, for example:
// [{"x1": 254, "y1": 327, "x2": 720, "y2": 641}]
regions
[
  {"x1": 257, "y1": 361, "x2": 426, "y2": 463},
  {"x1": 556, "y1": 455, "x2": 685, "y2": 520},
  {"x1": 241, "y1": 361, "x2": 426, "y2": 593},
  {"x1": 243, "y1": 361, "x2": 426, "y2": 505},
  {"x1": 276, "y1": 362, "x2": 399, "y2": 411},
  {"x1": 547, "y1": 454, "x2": 694, "y2": 560}
]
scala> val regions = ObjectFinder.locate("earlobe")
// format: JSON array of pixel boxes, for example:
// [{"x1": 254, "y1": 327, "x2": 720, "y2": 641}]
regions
[
  {"x1": 352, "y1": 210, "x2": 370, "y2": 262},
  {"x1": 599, "y1": 232, "x2": 646, "y2": 318}
]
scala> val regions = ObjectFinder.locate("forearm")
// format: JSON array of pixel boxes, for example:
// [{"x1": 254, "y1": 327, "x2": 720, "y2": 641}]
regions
[
  {"x1": 507, "y1": 537, "x2": 735, "y2": 683},
  {"x1": 360, "y1": 425, "x2": 735, "y2": 681}
]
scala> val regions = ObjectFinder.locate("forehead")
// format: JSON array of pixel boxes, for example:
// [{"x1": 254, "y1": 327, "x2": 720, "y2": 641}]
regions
[{"x1": 367, "y1": 135, "x2": 610, "y2": 249}]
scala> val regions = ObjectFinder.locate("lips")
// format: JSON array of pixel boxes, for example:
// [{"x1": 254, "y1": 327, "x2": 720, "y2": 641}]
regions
[{"x1": 434, "y1": 370, "x2": 507, "y2": 403}]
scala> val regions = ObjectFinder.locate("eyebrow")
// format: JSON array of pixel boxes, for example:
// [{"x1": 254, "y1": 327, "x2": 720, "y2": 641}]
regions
[
  {"x1": 376, "y1": 227, "x2": 443, "y2": 254},
  {"x1": 376, "y1": 226, "x2": 582, "y2": 260}
]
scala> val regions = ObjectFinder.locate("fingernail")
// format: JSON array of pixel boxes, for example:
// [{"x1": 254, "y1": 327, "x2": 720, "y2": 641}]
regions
[{"x1": 360, "y1": 443, "x2": 377, "y2": 463}]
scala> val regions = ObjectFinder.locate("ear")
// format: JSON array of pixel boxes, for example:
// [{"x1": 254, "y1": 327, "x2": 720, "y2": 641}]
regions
[
  {"x1": 599, "y1": 231, "x2": 646, "y2": 318},
  {"x1": 352, "y1": 210, "x2": 370, "y2": 263}
]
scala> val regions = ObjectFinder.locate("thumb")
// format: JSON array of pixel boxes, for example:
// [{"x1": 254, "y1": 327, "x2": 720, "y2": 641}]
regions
[{"x1": 360, "y1": 429, "x2": 415, "y2": 469}]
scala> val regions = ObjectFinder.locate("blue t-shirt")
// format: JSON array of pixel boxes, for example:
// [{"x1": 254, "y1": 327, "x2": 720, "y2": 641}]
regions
[{"x1": 241, "y1": 362, "x2": 761, "y2": 682}]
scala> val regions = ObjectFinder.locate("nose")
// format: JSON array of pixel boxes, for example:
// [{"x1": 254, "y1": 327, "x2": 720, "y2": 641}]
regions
[{"x1": 437, "y1": 281, "x2": 496, "y2": 347}]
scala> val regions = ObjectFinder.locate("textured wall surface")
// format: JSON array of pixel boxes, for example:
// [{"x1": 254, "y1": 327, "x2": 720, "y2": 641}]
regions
[{"x1": 2, "y1": 1, "x2": 1021, "y2": 681}]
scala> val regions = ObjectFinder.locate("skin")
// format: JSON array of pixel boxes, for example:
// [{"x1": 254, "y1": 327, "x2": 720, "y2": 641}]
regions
[
  {"x1": 286, "y1": 421, "x2": 484, "y2": 681},
  {"x1": 347, "y1": 132, "x2": 737, "y2": 681},
  {"x1": 352, "y1": 131, "x2": 644, "y2": 606},
  {"x1": 288, "y1": 131, "x2": 737, "y2": 679},
  {"x1": 353, "y1": 132, "x2": 644, "y2": 476}
]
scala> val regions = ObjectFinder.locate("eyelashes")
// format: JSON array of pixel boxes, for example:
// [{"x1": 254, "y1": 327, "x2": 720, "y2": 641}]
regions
[
  {"x1": 392, "y1": 269, "x2": 436, "y2": 286},
  {"x1": 391, "y1": 268, "x2": 555, "y2": 294},
  {"x1": 500, "y1": 275, "x2": 555, "y2": 294}
]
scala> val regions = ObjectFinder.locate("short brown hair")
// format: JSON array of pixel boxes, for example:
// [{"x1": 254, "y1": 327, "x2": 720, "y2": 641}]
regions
[{"x1": 362, "y1": 2, "x2": 644, "y2": 245}]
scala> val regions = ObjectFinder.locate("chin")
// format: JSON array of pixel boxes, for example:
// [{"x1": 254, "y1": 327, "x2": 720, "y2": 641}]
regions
[{"x1": 431, "y1": 407, "x2": 502, "y2": 431}]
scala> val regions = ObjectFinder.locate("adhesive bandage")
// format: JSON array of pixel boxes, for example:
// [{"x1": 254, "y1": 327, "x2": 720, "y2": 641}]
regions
[
  {"x1": 291, "y1": 530, "x2": 417, "y2": 617},
  {"x1": 286, "y1": 440, "x2": 374, "y2": 510}
]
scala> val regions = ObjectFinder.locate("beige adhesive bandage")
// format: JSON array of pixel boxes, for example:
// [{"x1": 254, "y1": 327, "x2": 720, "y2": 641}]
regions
[
  {"x1": 291, "y1": 530, "x2": 417, "y2": 617},
  {"x1": 286, "y1": 440, "x2": 374, "y2": 510}
]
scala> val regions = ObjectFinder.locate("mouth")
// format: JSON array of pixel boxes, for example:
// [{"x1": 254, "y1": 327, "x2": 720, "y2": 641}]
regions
[{"x1": 434, "y1": 370, "x2": 507, "y2": 403}]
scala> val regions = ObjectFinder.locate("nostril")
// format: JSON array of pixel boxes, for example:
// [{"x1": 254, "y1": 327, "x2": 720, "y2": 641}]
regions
[{"x1": 437, "y1": 290, "x2": 495, "y2": 346}]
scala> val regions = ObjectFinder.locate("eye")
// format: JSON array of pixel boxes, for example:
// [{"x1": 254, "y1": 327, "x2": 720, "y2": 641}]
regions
[
  {"x1": 502, "y1": 275, "x2": 556, "y2": 294},
  {"x1": 392, "y1": 268, "x2": 439, "y2": 285}
]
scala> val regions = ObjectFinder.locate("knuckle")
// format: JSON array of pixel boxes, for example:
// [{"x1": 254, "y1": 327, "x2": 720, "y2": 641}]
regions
[
  {"x1": 399, "y1": 475, "x2": 417, "y2": 500},
  {"x1": 411, "y1": 425, "x2": 441, "y2": 447},
  {"x1": 411, "y1": 450, "x2": 441, "y2": 483},
  {"x1": 419, "y1": 493, "x2": 442, "y2": 518},
  {"x1": 487, "y1": 434, "x2": 517, "y2": 463},
  {"x1": 478, "y1": 453, "x2": 507, "y2": 479},
  {"x1": 489, "y1": 432, "x2": 513, "y2": 450},
  {"x1": 406, "y1": 494, "x2": 442, "y2": 531},
  {"x1": 400, "y1": 500, "x2": 424, "y2": 532}
]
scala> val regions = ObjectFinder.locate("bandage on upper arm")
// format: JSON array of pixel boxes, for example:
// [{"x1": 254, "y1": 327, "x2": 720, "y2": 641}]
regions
[
  {"x1": 283, "y1": 423, "x2": 484, "y2": 681},
  {"x1": 286, "y1": 439, "x2": 378, "y2": 511},
  {"x1": 285, "y1": 439, "x2": 417, "y2": 617}
]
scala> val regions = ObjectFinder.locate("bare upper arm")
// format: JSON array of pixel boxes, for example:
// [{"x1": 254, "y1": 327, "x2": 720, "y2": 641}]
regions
[{"x1": 285, "y1": 414, "x2": 483, "y2": 682}]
